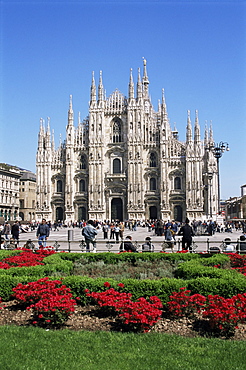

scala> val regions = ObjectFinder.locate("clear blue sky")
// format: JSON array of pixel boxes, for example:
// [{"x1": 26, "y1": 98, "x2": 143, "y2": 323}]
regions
[{"x1": 1, "y1": 0, "x2": 245, "y2": 200}]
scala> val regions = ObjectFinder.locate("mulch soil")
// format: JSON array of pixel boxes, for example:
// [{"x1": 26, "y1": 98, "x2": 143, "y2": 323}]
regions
[{"x1": 1, "y1": 300, "x2": 246, "y2": 340}]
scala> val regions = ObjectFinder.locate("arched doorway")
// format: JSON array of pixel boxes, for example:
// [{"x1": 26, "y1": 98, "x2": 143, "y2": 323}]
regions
[
  {"x1": 111, "y1": 198, "x2": 123, "y2": 221},
  {"x1": 78, "y1": 206, "x2": 86, "y2": 221},
  {"x1": 56, "y1": 207, "x2": 63, "y2": 221},
  {"x1": 149, "y1": 206, "x2": 157, "y2": 219},
  {"x1": 174, "y1": 205, "x2": 183, "y2": 222}
]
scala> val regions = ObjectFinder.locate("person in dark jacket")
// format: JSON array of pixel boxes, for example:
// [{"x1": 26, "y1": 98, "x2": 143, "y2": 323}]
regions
[
  {"x1": 178, "y1": 218, "x2": 194, "y2": 252},
  {"x1": 120, "y1": 235, "x2": 138, "y2": 252},
  {"x1": 36, "y1": 219, "x2": 50, "y2": 248},
  {"x1": 11, "y1": 221, "x2": 20, "y2": 245}
]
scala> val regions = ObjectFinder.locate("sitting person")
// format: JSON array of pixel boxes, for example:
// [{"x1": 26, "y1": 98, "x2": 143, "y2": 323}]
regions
[
  {"x1": 236, "y1": 235, "x2": 246, "y2": 254},
  {"x1": 120, "y1": 235, "x2": 138, "y2": 253},
  {"x1": 142, "y1": 237, "x2": 154, "y2": 252},
  {"x1": 223, "y1": 238, "x2": 236, "y2": 253}
]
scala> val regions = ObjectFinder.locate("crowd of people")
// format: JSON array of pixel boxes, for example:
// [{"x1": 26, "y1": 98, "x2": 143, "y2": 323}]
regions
[{"x1": 0, "y1": 217, "x2": 246, "y2": 253}]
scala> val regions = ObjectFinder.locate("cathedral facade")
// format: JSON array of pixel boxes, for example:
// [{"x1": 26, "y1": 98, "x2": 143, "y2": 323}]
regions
[{"x1": 36, "y1": 60, "x2": 218, "y2": 223}]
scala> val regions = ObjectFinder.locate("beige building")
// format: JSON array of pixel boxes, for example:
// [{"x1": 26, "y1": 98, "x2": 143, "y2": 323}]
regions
[
  {"x1": 0, "y1": 163, "x2": 21, "y2": 221},
  {"x1": 226, "y1": 185, "x2": 246, "y2": 220},
  {"x1": 19, "y1": 171, "x2": 36, "y2": 221},
  {"x1": 36, "y1": 60, "x2": 219, "y2": 223}
]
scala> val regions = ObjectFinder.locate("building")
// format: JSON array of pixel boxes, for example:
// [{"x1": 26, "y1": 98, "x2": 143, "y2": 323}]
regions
[
  {"x1": 0, "y1": 163, "x2": 21, "y2": 221},
  {"x1": 36, "y1": 60, "x2": 219, "y2": 223},
  {"x1": 19, "y1": 170, "x2": 36, "y2": 221},
  {"x1": 226, "y1": 185, "x2": 246, "y2": 220}
]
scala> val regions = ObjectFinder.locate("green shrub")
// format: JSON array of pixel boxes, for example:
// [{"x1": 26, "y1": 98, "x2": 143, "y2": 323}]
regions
[
  {"x1": 187, "y1": 276, "x2": 246, "y2": 298},
  {"x1": 0, "y1": 250, "x2": 21, "y2": 260},
  {"x1": 175, "y1": 260, "x2": 241, "y2": 280}
]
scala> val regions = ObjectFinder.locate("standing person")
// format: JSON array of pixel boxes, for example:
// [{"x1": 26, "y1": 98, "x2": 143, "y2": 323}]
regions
[
  {"x1": 119, "y1": 222, "x2": 125, "y2": 240},
  {"x1": 36, "y1": 219, "x2": 50, "y2": 249},
  {"x1": 114, "y1": 224, "x2": 120, "y2": 242},
  {"x1": 11, "y1": 220, "x2": 20, "y2": 245},
  {"x1": 102, "y1": 223, "x2": 109, "y2": 239},
  {"x1": 82, "y1": 220, "x2": 98, "y2": 252},
  {"x1": 178, "y1": 218, "x2": 194, "y2": 252},
  {"x1": 3, "y1": 222, "x2": 11, "y2": 240}
]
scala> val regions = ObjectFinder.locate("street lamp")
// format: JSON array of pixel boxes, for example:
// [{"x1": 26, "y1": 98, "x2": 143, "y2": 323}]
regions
[{"x1": 210, "y1": 142, "x2": 230, "y2": 214}]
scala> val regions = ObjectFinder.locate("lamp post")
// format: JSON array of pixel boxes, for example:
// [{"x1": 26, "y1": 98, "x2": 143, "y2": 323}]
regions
[
  {"x1": 207, "y1": 172, "x2": 213, "y2": 218},
  {"x1": 210, "y1": 142, "x2": 230, "y2": 214}
]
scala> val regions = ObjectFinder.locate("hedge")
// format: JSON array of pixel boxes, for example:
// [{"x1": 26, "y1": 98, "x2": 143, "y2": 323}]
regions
[{"x1": 0, "y1": 251, "x2": 245, "y2": 304}]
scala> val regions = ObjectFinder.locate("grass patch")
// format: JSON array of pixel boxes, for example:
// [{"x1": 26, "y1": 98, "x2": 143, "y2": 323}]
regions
[
  {"x1": 72, "y1": 258, "x2": 177, "y2": 280},
  {"x1": 0, "y1": 326, "x2": 245, "y2": 370}
]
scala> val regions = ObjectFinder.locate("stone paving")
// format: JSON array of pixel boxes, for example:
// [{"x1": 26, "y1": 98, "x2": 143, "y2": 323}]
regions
[{"x1": 18, "y1": 225, "x2": 244, "y2": 253}]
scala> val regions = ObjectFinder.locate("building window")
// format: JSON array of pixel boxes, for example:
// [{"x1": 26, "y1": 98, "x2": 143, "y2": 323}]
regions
[
  {"x1": 113, "y1": 158, "x2": 121, "y2": 174},
  {"x1": 79, "y1": 179, "x2": 85, "y2": 192},
  {"x1": 80, "y1": 155, "x2": 87, "y2": 169},
  {"x1": 150, "y1": 152, "x2": 157, "y2": 167},
  {"x1": 112, "y1": 118, "x2": 122, "y2": 143},
  {"x1": 57, "y1": 180, "x2": 62, "y2": 193},
  {"x1": 174, "y1": 177, "x2": 181, "y2": 190},
  {"x1": 19, "y1": 199, "x2": 24, "y2": 208},
  {"x1": 150, "y1": 178, "x2": 157, "y2": 191}
]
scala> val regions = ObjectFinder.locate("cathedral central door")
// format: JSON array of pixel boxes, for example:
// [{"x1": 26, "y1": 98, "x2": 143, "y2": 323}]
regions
[
  {"x1": 111, "y1": 198, "x2": 123, "y2": 221},
  {"x1": 149, "y1": 206, "x2": 157, "y2": 219},
  {"x1": 174, "y1": 205, "x2": 183, "y2": 222}
]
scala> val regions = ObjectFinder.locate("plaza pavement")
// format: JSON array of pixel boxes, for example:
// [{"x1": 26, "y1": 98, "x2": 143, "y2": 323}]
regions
[{"x1": 18, "y1": 225, "x2": 244, "y2": 253}]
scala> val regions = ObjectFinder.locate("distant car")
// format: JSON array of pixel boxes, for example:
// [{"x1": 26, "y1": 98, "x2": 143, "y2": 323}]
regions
[{"x1": 20, "y1": 224, "x2": 31, "y2": 233}]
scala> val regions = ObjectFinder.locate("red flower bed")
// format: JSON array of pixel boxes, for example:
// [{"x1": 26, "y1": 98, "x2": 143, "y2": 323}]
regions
[
  {"x1": 228, "y1": 254, "x2": 246, "y2": 275},
  {"x1": 86, "y1": 282, "x2": 163, "y2": 332},
  {"x1": 12, "y1": 277, "x2": 76, "y2": 327},
  {"x1": 167, "y1": 287, "x2": 246, "y2": 337},
  {"x1": 0, "y1": 248, "x2": 55, "y2": 269}
]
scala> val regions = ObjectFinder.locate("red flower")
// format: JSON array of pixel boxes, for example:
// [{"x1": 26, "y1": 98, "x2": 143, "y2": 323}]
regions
[{"x1": 104, "y1": 282, "x2": 111, "y2": 288}]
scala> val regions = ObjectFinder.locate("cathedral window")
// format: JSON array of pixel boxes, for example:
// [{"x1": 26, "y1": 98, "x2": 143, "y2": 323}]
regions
[
  {"x1": 112, "y1": 118, "x2": 122, "y2": 143},
  {"x1": 174, "y1": 177, "x2": 181, "y2": 190},
  {"x1": 113, "y1": 158, "x2": 121, "y2": 174},
  {"x1": 150, "y1": 178, "x2": 157, "y2": 191},
  {"x1": 80, "y1": 155, "x2": 87, "y2": 169},
  {"x1": 57, "y1": 180, "x2": 62, "y2": 193},
  {"x1": 149, "y1": 152, "x2": 157, "y2": 167},
  {"x1": 79, "y1": 179, "x2": 85, "y2": 192}
]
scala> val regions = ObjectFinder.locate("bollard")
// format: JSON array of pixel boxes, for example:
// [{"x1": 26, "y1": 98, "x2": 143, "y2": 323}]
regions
[{"x1": 68, "y1": 230, "x2": 74, "y2": 252}]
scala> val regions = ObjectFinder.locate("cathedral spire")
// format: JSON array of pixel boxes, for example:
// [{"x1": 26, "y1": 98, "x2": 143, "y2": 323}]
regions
[
  {"x1": 194, "y1": 110, "x2": 200, "y2": 143},
  {"x1": 209, "y1": 120, "x2": 214, "y2": 143},
  {"x1": 51, "y1": 129, "x2": 55, "y2": 152},
  {"x1": 186, "y1": 110, "x2": 192, "y2": 142},
  {"x1": 98, "y1": 70, "x2": 104, "y2": 101},
  {"x1": 68, "y1": 95, "x2": 74, "y2": 126},
  {"x1": 90, "y1": 71, "x2": 96, "y2": 103},
  {"x1": 137, "y1": 67, "x2": 142, "y2": 100},
  {"x1": 142, "y1": 57, "x2": 149, "y2": 98},
  {"x1": 204, "y1": 121, "x2": 208, "y2": 146},
  {"x1": 38, "y1": 118, "x2": 44, "y2": 147},
  {"x1": 161, "y1": 88, "x2": 168, "y2": 121},
  {"x1": 128, "y1": 68, "x2": 134, "y2": 100}
]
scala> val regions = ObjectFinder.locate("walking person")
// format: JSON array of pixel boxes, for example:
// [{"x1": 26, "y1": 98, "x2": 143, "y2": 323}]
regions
[
  {"x1": 82, "y1": 220, "x2": 98, "y2": 252},
  {"x1": 11, "y1": 220, "x2": 20, "y2": 245},
  {"x1": 3, "y1": 222, "x2": 11, "y2": 240},
  {"x1": 36, "y1": 219, "x2": 50, "y2": 249},
  {"x1": 178, "y1": 218, "x2": 194, "y2": 252}
]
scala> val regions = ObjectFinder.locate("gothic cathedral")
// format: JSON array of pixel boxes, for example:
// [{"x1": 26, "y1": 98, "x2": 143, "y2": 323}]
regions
[{"x1": 36, "y1": 60, "x2": 218, "y2": 223}]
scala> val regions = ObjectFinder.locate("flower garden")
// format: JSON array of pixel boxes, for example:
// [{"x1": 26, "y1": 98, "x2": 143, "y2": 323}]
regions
[{"x1": 0, "y1": 248, "x2": 246, "y2": 339}]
